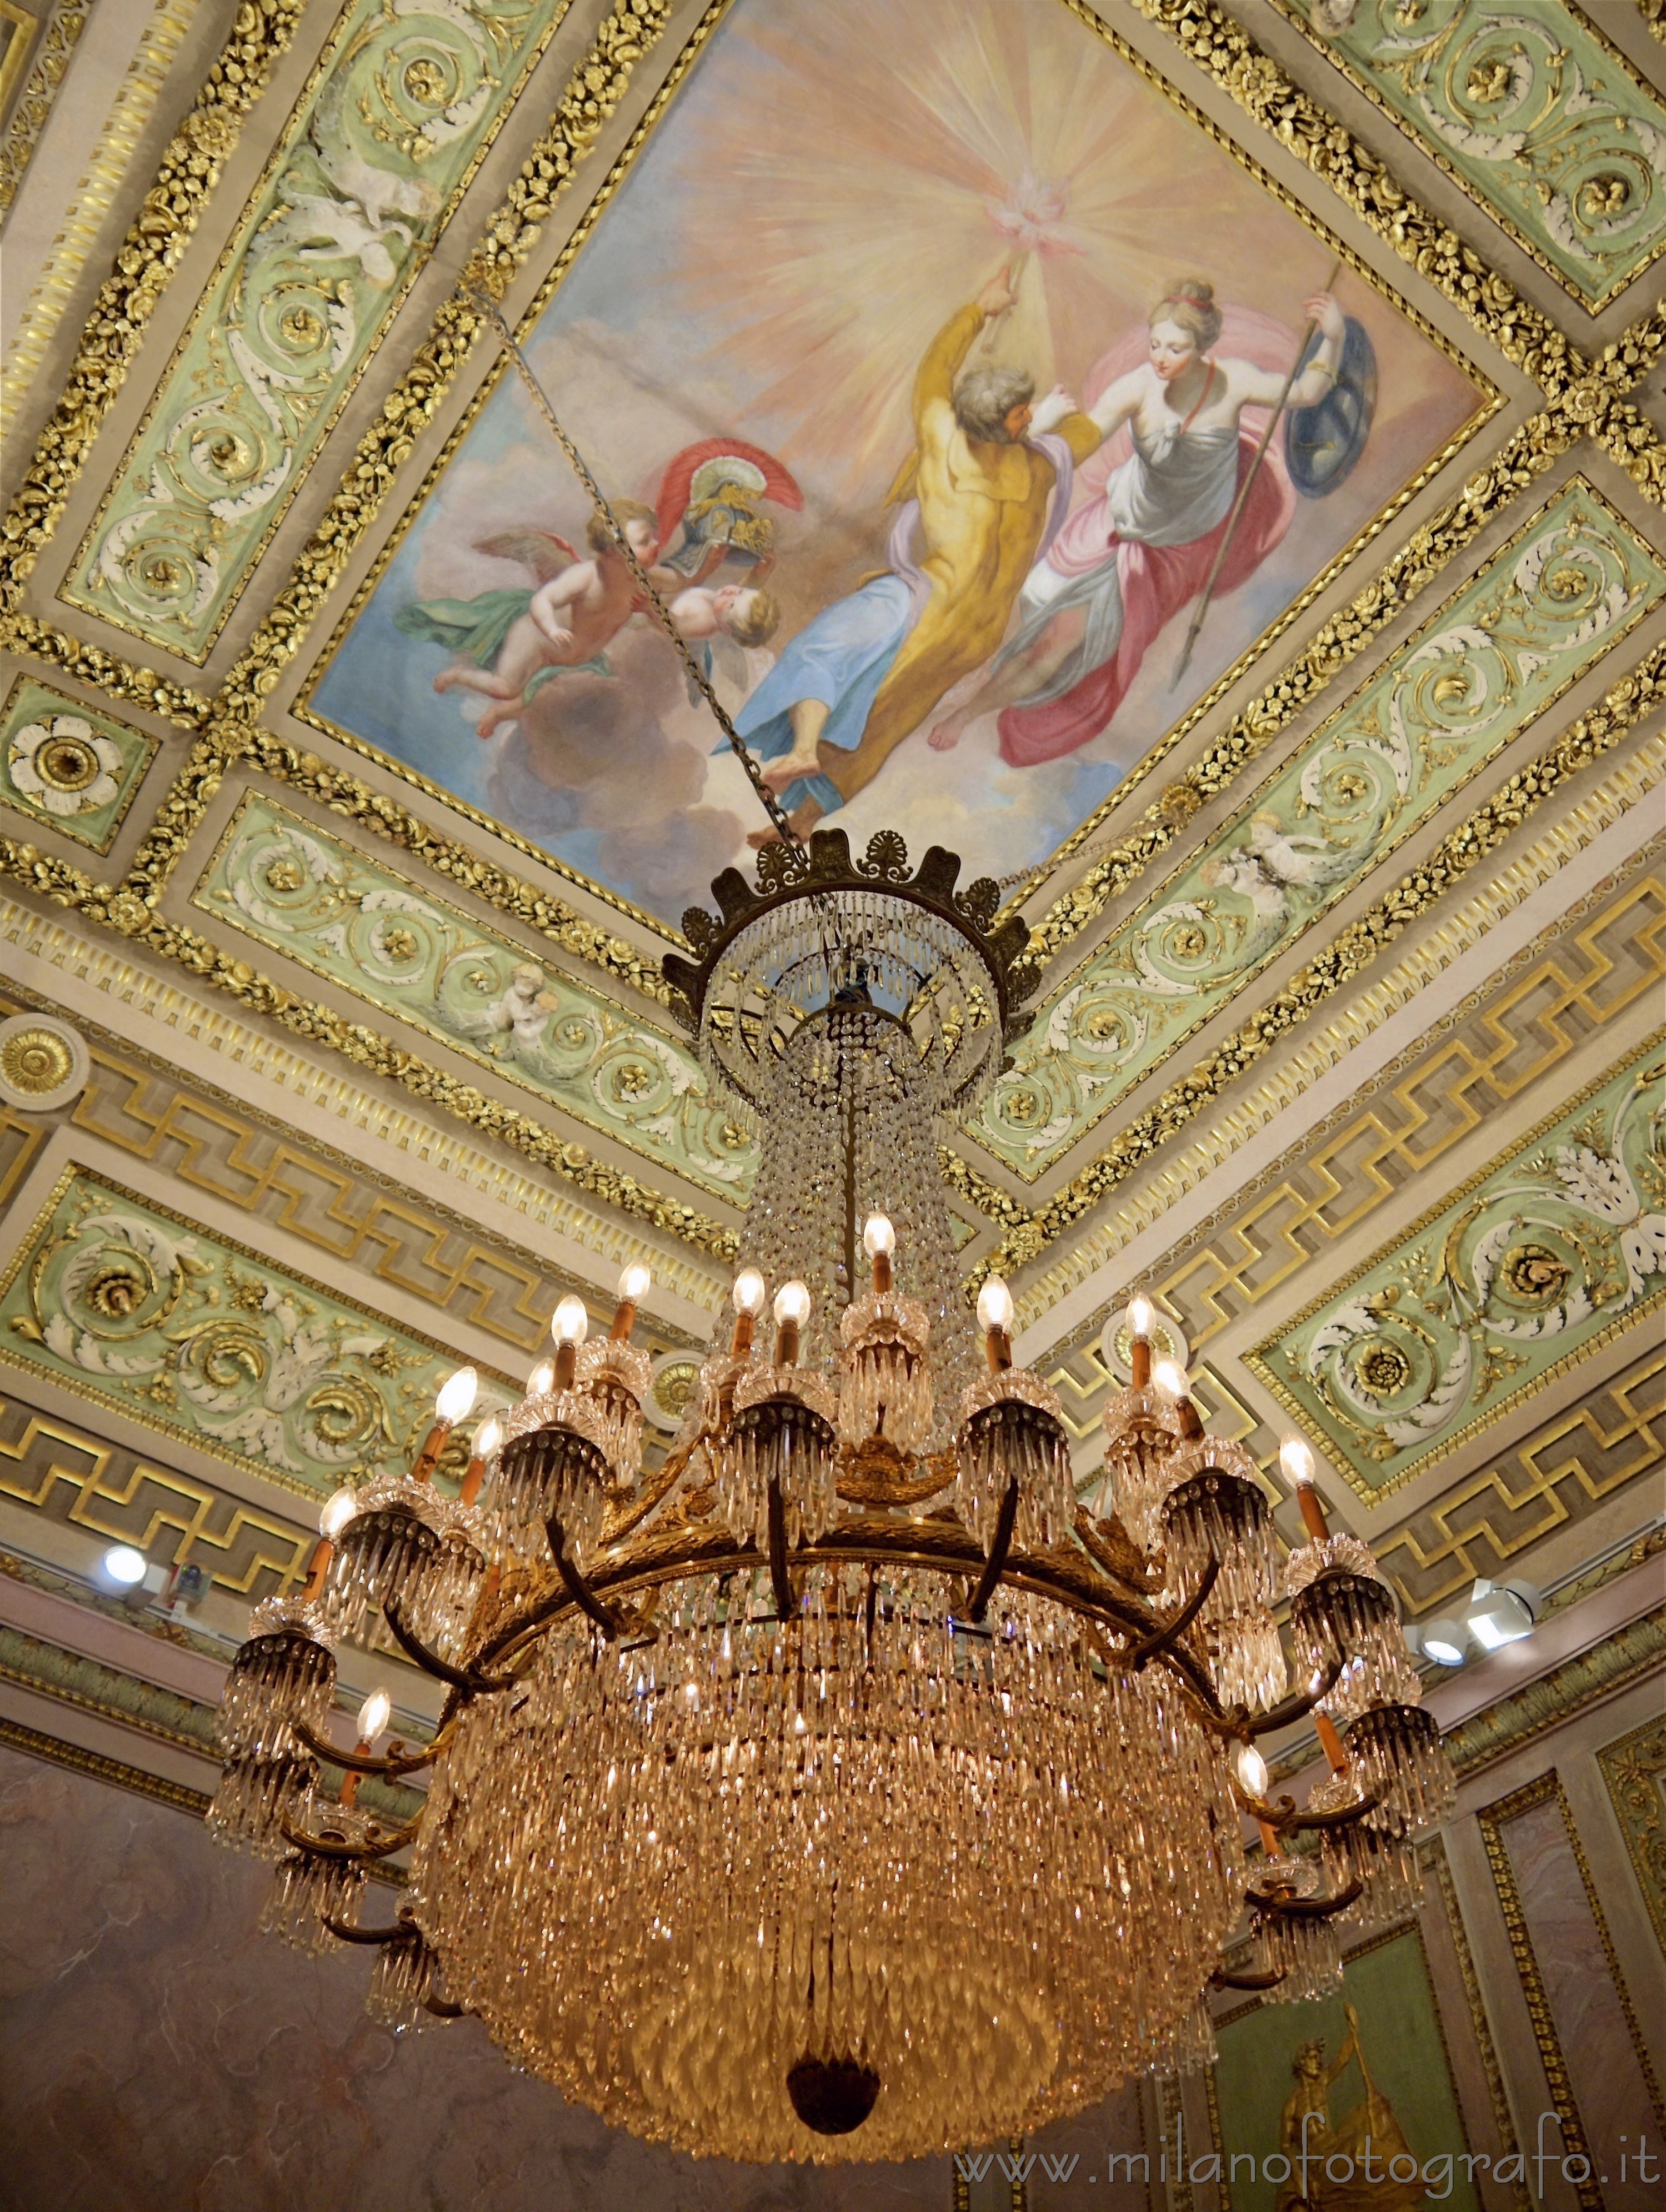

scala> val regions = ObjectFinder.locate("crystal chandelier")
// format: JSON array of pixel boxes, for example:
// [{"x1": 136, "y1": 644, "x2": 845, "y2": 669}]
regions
[{"x1": 205, "y1": 827, "x2": 1454, "y2": 2163}]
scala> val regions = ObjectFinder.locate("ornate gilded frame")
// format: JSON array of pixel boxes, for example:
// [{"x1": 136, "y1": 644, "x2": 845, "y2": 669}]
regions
[{"x1": 0, "y1": 0, "x2": 1659, "y2": 1266}]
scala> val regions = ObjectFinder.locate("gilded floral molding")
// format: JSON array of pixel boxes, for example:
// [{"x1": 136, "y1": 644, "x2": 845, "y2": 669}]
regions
[
  {"x1": 0, "y1": 1165, "x2": 513, "y2": 1497},
  {"x1": 0, "y1": 0, "x2": 88, "y2": 217},
  {"x1": 194, "y1": 791, "x2": 758, "y2": 1199},
  {"x1": 979, "y1": 481, "x2": 1665, "y2": 1180},
  {"x1": 1597, "y1": 1712, "x2": 1666, "y2": 1957},
  {"x1": 0, "y1": 677, "x2": 157, "y2": 853},
  {"x1": 61, "y1": 0, "x2": 579, "y2": 661},
  {"x1": 217, "y1": 0, "x2": 689, "y2": 723},
  {"x1": 973, "y1": 641, "x2": 1666, "y2": 1280},
  {"x1": 0, "y1": 0, "x2": 202, "y2": 450},
  {"x1": 0, "y1": 0, "x2": 309, "y2": 603},
  {"x1": 244, "y1": 730, "x2": 672, "y2": 1001},
  {"x1": 0, "y1": 899, "x2": 734, "y2": 1298},
  {"x1": 1018, "y1": 771, "x2": 1666, "y2": 1327},
  {"x1": 1033, "y1": 846, "x2": 1666, "y2": 1418},
  {"x1": 1270, "y1": 0, "x2": 1666, "y2": 312},
  {"x1": 1247, "y1": 1035, "x2": 1666, "y2": 1493}
]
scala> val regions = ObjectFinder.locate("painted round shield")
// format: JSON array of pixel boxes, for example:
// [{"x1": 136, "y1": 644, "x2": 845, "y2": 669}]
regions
[{"x1": 1284, "y1": 314, "x2": 1377, "y2": 498}]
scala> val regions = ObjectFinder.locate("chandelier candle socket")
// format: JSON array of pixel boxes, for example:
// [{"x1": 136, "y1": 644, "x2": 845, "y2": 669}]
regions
[
  {"x1": 212, "y1": 825, "x2": 1457, "y2": 2163},
  {"x1": 462, "y1": 1416, "x2": 502, "y2": 1508},
  {"x1": 1282, "y1": 1437, "x2": 1420, "y2": 1723}
]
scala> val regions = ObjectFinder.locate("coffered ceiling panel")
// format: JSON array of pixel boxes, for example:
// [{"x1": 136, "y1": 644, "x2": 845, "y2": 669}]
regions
[{"x1": 0, "y1": 0, "x2": 1660, "y2": 1822}]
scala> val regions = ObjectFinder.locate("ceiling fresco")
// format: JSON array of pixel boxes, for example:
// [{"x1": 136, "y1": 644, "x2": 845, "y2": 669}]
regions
[
  {"x1": 301, "y1": 0, "x2": 1490, "y2": 927},
  {"x1": 0, "y1": 0, "x2": 1663, "y2": 2186}
]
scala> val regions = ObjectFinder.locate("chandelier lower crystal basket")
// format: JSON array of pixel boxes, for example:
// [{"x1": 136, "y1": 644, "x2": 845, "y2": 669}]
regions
[{"x1": 209, "y1": 829, "x2": 1454, "y2": 2164}]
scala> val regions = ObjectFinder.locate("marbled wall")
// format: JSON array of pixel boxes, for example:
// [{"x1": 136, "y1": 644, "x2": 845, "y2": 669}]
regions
[{"x1": 0, "y1": 1747, "x2": 953, "y2": 2212}]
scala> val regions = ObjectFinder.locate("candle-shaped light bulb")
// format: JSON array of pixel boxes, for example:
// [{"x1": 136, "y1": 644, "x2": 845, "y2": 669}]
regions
[
  {"x1": 319, "y1": 1488, "x2": 358, "y2": 1541},
  {"x1": 435, "y1": 1366, "x2": 478, "y2": 1426},
  {"x1": 1232, "y1": 1739, "x2": 1270, "y2": 1800},
  {"x1": 730, "y1": 1266, "x2": 767, "y2": 1355},
  {"x1": 462, "y1": 1413, "x2": 502, "y2": 1507},
  {"x1": 356, "y1": 1687, "x2": 392, "y2": 1745},
  {"x1": 1283, "y1": 1433, "x2": 1330, "y2": 1539},
  {"x1": 551, "y1": 1293, "x2": 588, "y2": 1388},
  {"x1": 1152, "y1": 1358, "x2": 1188, "y2": 1401},
  {"x1": 527, "y1": 1357, "x2": 555, "y2": 1398},
  {"x1": 977, "y1": 1276, "x2": 1014, "y2": 1371},
  {"x1": 773, "y1": 1280, "x2": 810, "y2": 1365},
  {"x1": 1152, "y1": 1357, "x2": 1202, "y2": 1438},
  {"x1": 1280, "y1": 1435, "x2": 1316, "y2": 1487},
  {"x1": 862, "y1": 1212, "x2": 895, "y2": 1293},
  {"x1": 612, "y1": 1262, "x2": 651, "y2": 1341},
  {"x1": 1125, "y1": 1292, "x2": 1155, "y2": 1386},
  {"x1": 551, "y1": 1296, "x2": 589, "y2": 1346}
]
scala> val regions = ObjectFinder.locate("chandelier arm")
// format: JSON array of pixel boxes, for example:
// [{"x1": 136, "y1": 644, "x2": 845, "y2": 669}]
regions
[
  {"x1": 1240, "y1": 1653, "x2": 1345, "y2": 1738},
  {"x1": 1124, "y1": 1551, "x2": 1220, "y2": 1671},
  {"x1": 1231, "y1": 1787, "x2": 1300, "y2": 1828},
  {"x1": 464, "y1": 289, "x2": 804, "y2": 857},
  {"x1": 289, "y1": 1717, "x2": 456, "y2": 1777},
  {"x1": 966, "y1": 1481, "x2": 1019, "y2": 1624},
  {"x1": 424, "y1": 1994, "x2": 470, "y2": 2019},
  {"x1": 283, "y1": 1815, "x2": 422, "y2": 1862},
  {"x1": 1288, "y1": 1788, "x2": 1383, "y2": 1834},
  {"x1": 1072, "y1": 1509, "x2": 1157, "y2": 1601},
  {"x1": 547, "y1": 1515, "x2": 626, "y2": 1641},
  {"x1": 604, "y1": 1437, "x2": 699, "y2": 1544},
  {"x1": 765, "y1": 1481, "x2": 797, "y2": 1622},
  {"x1": 322, "y1": 1907, "x2": 418, "y2": 1945},
  {"x1": 470, "y1": 1516, "x2": 1232, "y2": 1717},
  {"x1": 1210, "y1": 1964, "x2": 1288, "y2": 1993},
  {"x1": 382, "y1": 1592, "x2": 516, "y2": 1696},
  {"x1": 1253, "y1": 1877, "x2": 1365, "y2": 1922}
]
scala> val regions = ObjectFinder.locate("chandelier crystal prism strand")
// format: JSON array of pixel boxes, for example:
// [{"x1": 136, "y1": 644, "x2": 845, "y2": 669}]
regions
[{"x1": 208, "y1": 827, "x2": 1453, "y2": 2162}]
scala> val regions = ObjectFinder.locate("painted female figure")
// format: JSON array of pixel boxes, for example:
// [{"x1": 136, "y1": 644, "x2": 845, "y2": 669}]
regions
[{"x1": 927, "y1": 277, "x2": 1347, "y2": 765}]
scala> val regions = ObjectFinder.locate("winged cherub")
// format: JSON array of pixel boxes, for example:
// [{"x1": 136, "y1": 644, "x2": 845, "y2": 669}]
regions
[
  {"x1": 399, "y1": 505, "x2": 780, "y2": 740},
  {"x1": 397, "y1": 506, "x2": 663, "y2": 739}
]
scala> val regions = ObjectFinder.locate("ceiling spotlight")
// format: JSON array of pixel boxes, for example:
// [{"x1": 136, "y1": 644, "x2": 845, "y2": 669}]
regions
[
  {"x1": 1417, "y1": 1618, "x2": 1468, "y2": 1669},
  {"x1": 101, "y1": 1544, "x2": 147, "y2": 1588},
  {"x1": 1464, "y1": 1578, "x2": 1540, "y2": 1652}
]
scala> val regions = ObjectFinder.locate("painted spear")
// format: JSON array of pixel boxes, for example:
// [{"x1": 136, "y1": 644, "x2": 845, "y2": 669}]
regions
[{"x1": 1170, "y1": 257, "x2": 1343, "y2": 689}]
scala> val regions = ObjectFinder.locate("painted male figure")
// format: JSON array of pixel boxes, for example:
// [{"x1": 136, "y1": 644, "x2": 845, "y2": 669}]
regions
[{"x1": 737, "y1": 265, "x2": 1101, "y2": 837}]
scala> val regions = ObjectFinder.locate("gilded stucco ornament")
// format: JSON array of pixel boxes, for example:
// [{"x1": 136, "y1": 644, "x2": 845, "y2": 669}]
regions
[
  {"x1": 970, "y1": 636, "x2": 1666, "y2": 1283},
  {"x1": 0, "y1": 0, "x2": 311, "y2": 603},
  {"x1": 0, "y1": 0, "x2": 1664, "y2": 1276},
  {"x1": 1276, "y1": 0, "x2": 1666, "y2": 310},
  {"x1": 0, "y1": 1014, "x2": 88, "y2": 1110},
  {"x1": 1248, "y1": 1039, "x2": 1666, "y2": 1493},
  {"x1": 983, "y1": 483, "x2": 1665, "y2": 1178},
  {"x1": 0, "y1": 1169, "x2": 512, "y2": 1493},
  {"x1": 62, "y1": 0, "x2": 579, "y2": 661}
]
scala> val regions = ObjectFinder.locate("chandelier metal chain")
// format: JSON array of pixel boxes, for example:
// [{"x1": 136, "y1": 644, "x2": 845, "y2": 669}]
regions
[{"x1": 464, "y1": 288, "x2": 806, "y2": 855}]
